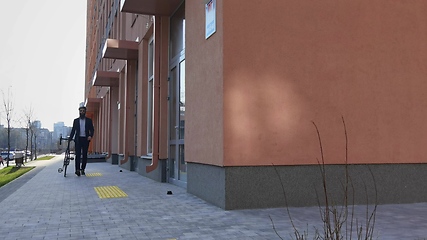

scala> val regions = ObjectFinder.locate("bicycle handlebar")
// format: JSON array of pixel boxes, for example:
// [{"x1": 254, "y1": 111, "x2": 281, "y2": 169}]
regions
[{"x1": 59, "y1": 134, "x2": 72, "y2": 146}]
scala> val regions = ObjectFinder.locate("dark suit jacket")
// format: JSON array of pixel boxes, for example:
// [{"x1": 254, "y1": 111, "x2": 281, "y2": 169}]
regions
[{"x1": 69, "y1": 117, "x2": 94, "y2": 144}]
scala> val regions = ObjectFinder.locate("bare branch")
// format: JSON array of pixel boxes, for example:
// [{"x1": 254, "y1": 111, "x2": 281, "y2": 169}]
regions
[{"x1": 1, "y1": 87, "x2": 14, "y2": 167}]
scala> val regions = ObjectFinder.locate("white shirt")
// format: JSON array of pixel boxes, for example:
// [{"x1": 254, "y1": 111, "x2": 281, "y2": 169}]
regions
[{"x1": 79, "y1": 118, "x2": 86, "y2": 137}]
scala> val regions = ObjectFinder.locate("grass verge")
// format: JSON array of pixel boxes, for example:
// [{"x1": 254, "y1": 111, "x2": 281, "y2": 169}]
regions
[
  {"x1": 0, "y1": 166, "x2": 35, "y2": 188},
  {"x1": 37, "y1": 156, "x2": 55, "y2": 160}
]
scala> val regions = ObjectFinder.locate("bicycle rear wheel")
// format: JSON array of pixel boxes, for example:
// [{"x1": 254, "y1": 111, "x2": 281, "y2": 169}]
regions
[
  {"x1": 63, "y1": 152, "x2": 69, "y2": 177},
  {"x1": 63, "y1": 161, "x2": 68, "y2": 177}
]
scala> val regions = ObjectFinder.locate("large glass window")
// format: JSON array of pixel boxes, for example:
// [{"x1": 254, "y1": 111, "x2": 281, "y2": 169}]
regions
[
  {"x1": 179, "y1": 60, "x2": 185, "y2": 139},
  {"x1": 170, "y1": 4, "x2": 185, "y2": 56}
]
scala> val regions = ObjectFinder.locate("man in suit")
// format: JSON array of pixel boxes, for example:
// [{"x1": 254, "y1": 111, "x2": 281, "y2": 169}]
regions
[{"x1": 69, "y1": 104, "x2": 94, "y2": 176}]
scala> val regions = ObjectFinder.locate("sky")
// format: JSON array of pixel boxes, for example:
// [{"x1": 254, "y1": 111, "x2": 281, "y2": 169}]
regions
[{"x1": 0, "y1": 0, "x2": 87, "y2": 131}]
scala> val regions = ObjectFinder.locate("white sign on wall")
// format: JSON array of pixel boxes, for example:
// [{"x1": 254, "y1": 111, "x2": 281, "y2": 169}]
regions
[{"x1": 205, "y1": 0, "x2": 216, "y2": 39}]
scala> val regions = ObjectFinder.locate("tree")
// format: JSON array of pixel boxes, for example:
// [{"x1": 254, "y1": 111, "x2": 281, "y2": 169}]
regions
[
  {"x1": 23, "y1": 106, "x2": 34, "y2": 162},
  {"x1": 30, "y1": 122, "x2": 34, "y2": 160},
  {"x1": 34, "y1": 127, "x2": 38, "y2": 160},
  {"x1": 1, "y1": 87, "x2": 14, "y2": 167},
  {"x1": 30, "y1": 121, "x2": 40, "y2": 160}
]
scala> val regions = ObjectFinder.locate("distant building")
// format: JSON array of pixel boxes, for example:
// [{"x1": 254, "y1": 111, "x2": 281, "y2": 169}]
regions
[
  {"x1": 53, "y1": 122, "x2": 70, "y2": 139},
  {"x1": 33, "y1": 121, "x2": 41, "y2": 129}
]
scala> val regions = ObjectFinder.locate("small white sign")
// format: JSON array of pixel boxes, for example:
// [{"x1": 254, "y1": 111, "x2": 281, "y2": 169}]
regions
[{"x1": 205, "y1": 0, "x2": 216, "y2": 39}]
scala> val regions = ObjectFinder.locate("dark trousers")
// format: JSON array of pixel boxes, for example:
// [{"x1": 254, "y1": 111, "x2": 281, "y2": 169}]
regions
[{"x1": 75, "y1": 137, "x2": 89, "y2": 171}]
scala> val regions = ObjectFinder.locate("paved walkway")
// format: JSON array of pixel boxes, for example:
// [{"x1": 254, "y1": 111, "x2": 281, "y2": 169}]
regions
[{"x1": 0, "y1": 155, "x2": 426, "y2": 240}]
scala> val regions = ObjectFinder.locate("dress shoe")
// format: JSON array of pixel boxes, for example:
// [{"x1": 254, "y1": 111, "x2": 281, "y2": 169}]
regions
[{"x1": 75, "y1": 171, "x2": 81, "y2": 176}]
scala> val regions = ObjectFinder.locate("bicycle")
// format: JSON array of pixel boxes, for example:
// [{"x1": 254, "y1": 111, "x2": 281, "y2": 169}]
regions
[{"x1": 58, "y1": 135, "x2": 74, "y2": 177}]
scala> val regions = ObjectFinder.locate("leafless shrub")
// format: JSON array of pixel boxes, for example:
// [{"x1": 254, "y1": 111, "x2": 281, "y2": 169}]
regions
[{"x1": 271, "y1": 116, "x2": 378, "y2": 240}]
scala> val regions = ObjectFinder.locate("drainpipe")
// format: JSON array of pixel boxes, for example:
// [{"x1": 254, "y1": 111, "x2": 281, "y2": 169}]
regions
[
  {"x1": 146, "y1": 77, "x2": 160, "y2": 173},
  {"x1": 120, "y1": 99, "x2": 130, "y2": 166},
  {"x1": 146, "y1": 16, "x2": 163, "y2": 173},
  {"x1": 120, "y1": 90, "x2": 129, "y2": 166},
  {"x1": 120, "y1": 120, "x2": 129, "y2": 165},
  {"x1": 120, "y1": 152, "x2": 129, "y2": 165},
  {"x1": 105, "y1": 104, "x2": 112, "y2": 160}
]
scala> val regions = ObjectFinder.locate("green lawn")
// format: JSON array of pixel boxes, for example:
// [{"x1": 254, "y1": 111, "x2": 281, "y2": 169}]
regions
[
  {"x1": 37, "y1": 156, "x2": 55, "y2": 160},
  {"x1": 0, "y1": 166, "x2": 35, "y2": 188}
]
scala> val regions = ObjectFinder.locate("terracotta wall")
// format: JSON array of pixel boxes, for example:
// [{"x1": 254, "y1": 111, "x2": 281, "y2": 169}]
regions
[
  {"x1": 187, "y1": 0, "x2": 427, "y2": 167},
  {"x1": 186, "y1": 0, "x2": 225, "y2": 166},
  {"x1": 223, "y1": 0, "x2": 427, "y2": 166}
]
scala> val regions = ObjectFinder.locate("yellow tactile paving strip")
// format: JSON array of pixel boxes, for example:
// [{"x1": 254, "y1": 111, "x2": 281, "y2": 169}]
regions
[
  {"x1": 94, "y1": 186, "x2": 128, "y2": 199},
  {"x1": 86, "y1": 173, "x2": 102, "y2": 177}
]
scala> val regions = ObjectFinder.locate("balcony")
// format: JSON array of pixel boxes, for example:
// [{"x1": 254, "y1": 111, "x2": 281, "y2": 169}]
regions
[
  {"x1": 102, "y1": 39, "x2": 139, "y2": 60},
  {"x1": 92, "y1": 71, "x2": 120, "y2": 87},
  {"x1": 120, "y1": 0, "x2": 182, "y2": 16},
  {"x1": 86, "y1": 98, "x2": 102, "y2": 113}
]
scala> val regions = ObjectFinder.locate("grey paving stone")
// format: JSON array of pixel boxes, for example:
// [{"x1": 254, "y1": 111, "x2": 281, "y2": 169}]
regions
[{"x1": 0, "y1": 155, "x2": 427, "y2": 239}]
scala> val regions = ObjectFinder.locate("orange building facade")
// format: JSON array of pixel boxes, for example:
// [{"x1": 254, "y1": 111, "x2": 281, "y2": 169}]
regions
[{"x1": 85, "y1": 0, "x2": 427, "y2": 209}]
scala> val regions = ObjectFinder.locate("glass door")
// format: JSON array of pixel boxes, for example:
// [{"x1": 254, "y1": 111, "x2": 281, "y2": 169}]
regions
[
  {"x1": 169, "y1": 2, "x2": 186, "y2": 187},
  {"x1": 169, "y1": 53, "x2": 186, "y2": 187}
]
